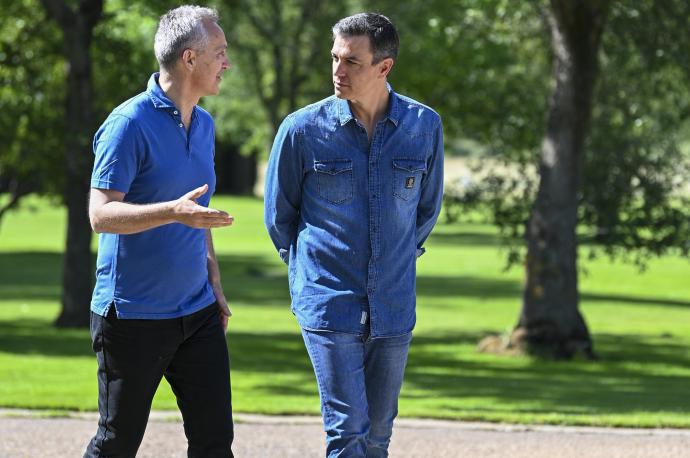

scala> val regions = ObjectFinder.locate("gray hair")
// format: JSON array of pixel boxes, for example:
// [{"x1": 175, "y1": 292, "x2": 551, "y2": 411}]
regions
[
  {"x1": 154, "y1": 5, "x2": 219, "y2": 70},
  {"x1": 332, "y1": 13, "x2": 399, "y2": 64}
]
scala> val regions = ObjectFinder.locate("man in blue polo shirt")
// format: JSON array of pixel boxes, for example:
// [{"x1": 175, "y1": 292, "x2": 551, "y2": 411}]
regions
[
  {"x1": 84, "y1": 6, "x2": 234, "y2": 457},
  {"x1": 264, "y1": 12, "x2": 444, "y2": 458}
]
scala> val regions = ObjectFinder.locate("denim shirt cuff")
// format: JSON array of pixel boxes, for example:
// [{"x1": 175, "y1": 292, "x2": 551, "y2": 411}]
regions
[
  {"x1": 278, "y1": 248, "x2": 289, "y2": 265},
  {"x1": 416, "y1": 247, "x2": 426, "y2": 258}
]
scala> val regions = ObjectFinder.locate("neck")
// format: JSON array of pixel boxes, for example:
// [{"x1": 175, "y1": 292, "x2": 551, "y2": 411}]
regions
[
  {"x1": 348, "y1": 82, "x2": 390, "y2": 128},
  {"x1": 158, "y1": 69, "x2": 199, "y2": 122}
]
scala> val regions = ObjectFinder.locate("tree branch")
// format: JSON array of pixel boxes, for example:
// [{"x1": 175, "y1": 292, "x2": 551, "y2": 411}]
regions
[
  {"x1": 0, "y1": 178, "x2": 31, "y2": 227},
  {"x1": 79, "y1": 0, "x2": 104, "y2": 30},
  {"x1": 270, "y1": 0, "x2": 284, "y2": 120},
  {"x1": 287, "y1": 0, "x2": 320, "y2": 111},
  {"x1": 40, "y1": 0, "x2": 73, "y2": 29},
  {"x1": 242, "y1": 0, "x2": 275, "y2": 40}
]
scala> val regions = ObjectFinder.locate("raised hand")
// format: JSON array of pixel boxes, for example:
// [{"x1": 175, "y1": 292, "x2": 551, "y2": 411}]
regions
[{"x1": 172, "y1": 184, "x2": 234, "y2": 229}]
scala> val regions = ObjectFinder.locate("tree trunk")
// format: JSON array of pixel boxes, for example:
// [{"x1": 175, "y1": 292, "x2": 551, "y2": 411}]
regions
[
  {"x1": 512, "y1": 0, "x2": 609, "y2": 359},
  {"x1": 215, "y1": 143, "x2": 258, "y2": 195},
  {"x1": 42, "y1": 0, "x2": 103, "y2": 327}
]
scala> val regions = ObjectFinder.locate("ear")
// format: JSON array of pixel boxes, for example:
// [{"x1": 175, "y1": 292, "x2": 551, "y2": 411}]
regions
[
  {"x1": 181, "y1": 48, "x2": 196, "y2": 71},
  {"x1": 378, "y1": 57, "x2": 394, "y2": 79}
]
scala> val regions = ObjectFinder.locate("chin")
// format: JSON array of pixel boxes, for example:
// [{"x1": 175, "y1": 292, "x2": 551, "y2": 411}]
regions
[{"x1": 334, "y1": 88, "x2": 351, "y2": 100}]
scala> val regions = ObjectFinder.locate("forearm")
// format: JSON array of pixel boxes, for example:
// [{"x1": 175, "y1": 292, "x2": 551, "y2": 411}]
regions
[
  {"x1": 205, "y1": 229, "x2": 231, "y2": 327},
  {"x1": 91, "y1": 200, "x2": 176, "y2": 234},
  {"x1": 205, "y1": 229, "x2": 222, "y2": 288}
]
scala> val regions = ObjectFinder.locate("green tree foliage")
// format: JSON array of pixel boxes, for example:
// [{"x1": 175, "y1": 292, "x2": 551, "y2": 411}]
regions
[
  {"x1": 0, "y1": 0, "x2": 64, "y2": 217},
  {"x1": 1, "y1": 0, "x2": 688, "y2": 335},
  {"x1": 40, "y1": 0, "x2": 105, "y2": 327},
  {"x1": 366, "y1": 0, "x2": 550, "y2": 153},
  {"x1": 205, "y1": 0, "x2": 353, "y2": 156},
  {"x1": 371, "y1": 0, "x2": 690, "y2": 358},
  {"x1": 416, "y1": 0, "x2": 690, "y2": 266},
  {"x1": 91, "y1": 2, "x2": 162, "y2": 116},
  {"x1": 1, "y1": 0, "x2": 177, "y2": 325},
  {"x1": 582, "y1": 0, "x2": 690, "y2": 263},
  {"x1": 0, "y1": 0, "x2": 170, "y2": 217}
]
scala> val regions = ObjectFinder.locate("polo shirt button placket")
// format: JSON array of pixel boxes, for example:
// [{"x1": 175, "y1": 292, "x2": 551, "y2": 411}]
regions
[{"x1": 171, "y1": 109, "x2": 183, "y2": 128}]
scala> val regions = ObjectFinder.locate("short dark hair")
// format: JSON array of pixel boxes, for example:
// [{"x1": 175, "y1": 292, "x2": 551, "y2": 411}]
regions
[{"x1": 332, "y1": 13, "x2": 399, "y2": 64}]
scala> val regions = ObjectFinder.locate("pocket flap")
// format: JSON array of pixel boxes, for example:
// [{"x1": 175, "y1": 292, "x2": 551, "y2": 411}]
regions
[
  {"x1": 393, "y1": 158, "x2": 426, "y2": 173},
  {"x1": 314, "y1": 159, "x2": 353, "y2": 175}
]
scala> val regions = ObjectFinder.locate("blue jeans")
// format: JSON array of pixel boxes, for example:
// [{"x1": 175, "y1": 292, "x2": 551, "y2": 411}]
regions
[{"x1": 301, "y1": 327, "x2": 412, "y2": 457}]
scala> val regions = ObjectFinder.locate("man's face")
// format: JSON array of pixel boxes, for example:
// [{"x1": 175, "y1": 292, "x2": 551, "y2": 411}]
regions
[
  {"x1": 331, "y1": 34, "x2": 387, "y2": 101},
  {"x1": 191, "y1": 21, "x2": 230, "y2": 96}
]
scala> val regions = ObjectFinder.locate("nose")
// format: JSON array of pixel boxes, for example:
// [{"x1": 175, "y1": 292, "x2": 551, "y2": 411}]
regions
[
  {"x1": 333, "y1": 60, "x2": 345, "y2": 77},
  {"x1": 222, "y1": 56, "x2": 230, "y2": 71}
]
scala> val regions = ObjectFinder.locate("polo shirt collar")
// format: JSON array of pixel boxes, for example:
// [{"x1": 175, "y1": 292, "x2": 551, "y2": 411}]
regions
[
  {"x1": 146, "y1": 72, "x2": 177, "y2": 110},
  {"x1": 336, "y1": 83, "x2": 400, "y2": 127}
]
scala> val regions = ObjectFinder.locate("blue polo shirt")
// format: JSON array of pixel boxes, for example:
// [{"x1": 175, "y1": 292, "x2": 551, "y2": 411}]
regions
[{"x1": 90, "y1": 73, "x2": 217, "y2": 319}]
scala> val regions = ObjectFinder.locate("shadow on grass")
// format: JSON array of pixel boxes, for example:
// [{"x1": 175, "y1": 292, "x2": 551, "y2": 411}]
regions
[
  {"x1": 427, "y1": 230, "x2": 503, "y2": 247},
  {"x1": 404, "y1": 332, "x2": 690, "y2": 415},
  {"x1": 216, "y1": 255, "x2": 291, "y2": 306},
  {"x1": 0, "y1": 318, "x2": 92, "y2": 357},
  {"x1": 0, "y1": 315, "x2": 316, "y2": 396},
  {"x1": 2, "y1": 251, "x2": 689, "y2": 308},
  {"x1": 2, "y1": 310, "x2": 689, "y2": 416},
  {"x1": 582, "y1": 292, "x2": 690, "y2": 308},
  {"x1": 0, "y1": 252, "x2": 63, "y2": 300},
  {"x1": 416, "y1": 275, "x2": 521, "y2": 299},
  {"x1": 0, "y1": 252, "x2": 291, "y2": 305},
  {"x1": 1, "y1": 250, "x2": 689, "y2": 416},
  {"x1": 228, "y1": 330, "x2": 316, "y2": 397}
]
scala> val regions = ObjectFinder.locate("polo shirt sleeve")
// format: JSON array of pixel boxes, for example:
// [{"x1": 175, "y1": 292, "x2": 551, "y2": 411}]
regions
[{"x1": 91, "y1": 114, "x2": 141, "y2": 193}]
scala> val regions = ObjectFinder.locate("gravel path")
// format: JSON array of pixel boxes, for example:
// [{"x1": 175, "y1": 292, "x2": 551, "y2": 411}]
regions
[{"x1": 1, "y1": 410, "x2": 689, "y2": 457}]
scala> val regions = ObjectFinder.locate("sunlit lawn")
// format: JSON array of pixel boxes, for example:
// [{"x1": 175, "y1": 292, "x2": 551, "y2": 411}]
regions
[{"x1": 0, "y1": 195, "x2": 689, "y2": 427}]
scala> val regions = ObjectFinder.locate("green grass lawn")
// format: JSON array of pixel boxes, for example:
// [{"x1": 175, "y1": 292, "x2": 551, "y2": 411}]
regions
[{"x1": 1, "y1": 195, "x2": 689, "y2": 427}]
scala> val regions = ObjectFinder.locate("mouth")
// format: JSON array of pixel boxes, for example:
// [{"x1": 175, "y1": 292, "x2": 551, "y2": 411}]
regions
[{"x1": 334, "y1": 81, "x2": 349, "y2": 88}]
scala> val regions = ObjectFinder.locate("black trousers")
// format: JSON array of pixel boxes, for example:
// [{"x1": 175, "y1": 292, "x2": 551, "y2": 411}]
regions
[{"x1": 84, "y1": 303, "x2": 233, "y2": 458}]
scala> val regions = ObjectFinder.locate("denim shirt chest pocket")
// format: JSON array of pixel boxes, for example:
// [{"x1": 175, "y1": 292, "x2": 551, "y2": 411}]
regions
[
  {"x1": 314, "y1": 158, "x2": 353, "y2": 204},
  {"x1": 392, "y1": 158, "x2": 427, "y2": 201}
]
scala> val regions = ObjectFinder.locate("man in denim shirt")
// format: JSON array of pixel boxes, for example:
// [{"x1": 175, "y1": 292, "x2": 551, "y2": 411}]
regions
[{"x1": 264, "y1": 12, "x2": 443, "y2": 457}]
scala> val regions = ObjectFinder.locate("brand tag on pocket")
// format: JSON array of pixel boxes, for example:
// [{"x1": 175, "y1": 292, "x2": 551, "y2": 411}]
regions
[{"x1": 405, "y1": 177, "x2": 415, "y2": 188}]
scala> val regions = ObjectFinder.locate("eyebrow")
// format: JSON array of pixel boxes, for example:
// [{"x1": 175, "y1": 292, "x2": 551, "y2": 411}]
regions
[{"x1": 331, "y1": 51, "x2": 361, "y2": 62}]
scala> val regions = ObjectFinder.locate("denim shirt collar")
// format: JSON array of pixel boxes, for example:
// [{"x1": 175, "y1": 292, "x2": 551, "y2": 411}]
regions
[
  {"x1": 336, "y1": 83, "x2": 401, "y2": 127},
  {"x1": 146, "y1": 72, "x2": 178, "y2": 110}
]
